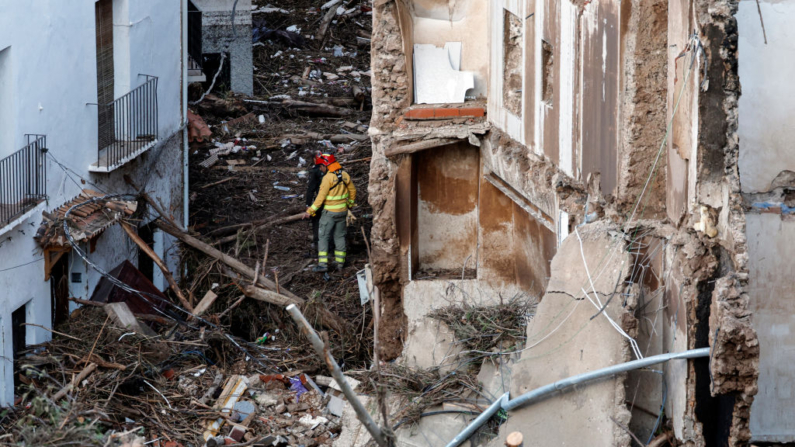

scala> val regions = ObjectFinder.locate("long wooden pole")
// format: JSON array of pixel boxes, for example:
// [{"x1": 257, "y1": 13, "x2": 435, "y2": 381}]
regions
[{"x1": 121, "y1": 222, "x2": 193, "y2": 312}]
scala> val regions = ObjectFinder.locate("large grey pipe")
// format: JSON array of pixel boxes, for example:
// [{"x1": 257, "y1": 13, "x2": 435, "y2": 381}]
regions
[
  {"x1": 445, "y1": 347, "x2": 710, "y2": 447},
  {"x1": 286, "y1": 304, "x2": 390, "y2": 447},
  {"x1": 504, "y1": 347, "x2": 709, "y2": 411},
  {"x1": 445, "y1": 392, "x2": 509, "y2": 447}
]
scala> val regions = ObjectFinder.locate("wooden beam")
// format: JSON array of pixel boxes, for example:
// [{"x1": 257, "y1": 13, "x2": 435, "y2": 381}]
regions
[
  {"x1": 154, "y1": 221, "x2": 303, "y2": 302},
  {"x1": 121, "y1": 222, "x2": 193, "y2": 313},
  {"x1": 384, "y1": 138, "x2": 460, "y2": 158}
]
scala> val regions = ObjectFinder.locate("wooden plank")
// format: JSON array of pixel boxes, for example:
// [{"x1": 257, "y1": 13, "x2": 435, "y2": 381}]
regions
[
  {"x1": 192, "y1": 290, "x2": 219, "y2": 317},
  {"x1": 384, "y1": 138, "x2": 461, "y2": 158},
  {"x1": 104, "y1": 302, "x2": 157, "y2": 337}
]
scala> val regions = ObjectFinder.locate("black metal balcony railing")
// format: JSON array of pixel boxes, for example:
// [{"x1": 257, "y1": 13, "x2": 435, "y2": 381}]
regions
[
  {"x1": 96, "y1": 76, "x2": 158, "y2": 170},
  {"x1": 0, "y1": 135, "x2": 47, "y2": 227},
  {"x1": 188, "y1": 1, "x2": 203, "y2": 70}
]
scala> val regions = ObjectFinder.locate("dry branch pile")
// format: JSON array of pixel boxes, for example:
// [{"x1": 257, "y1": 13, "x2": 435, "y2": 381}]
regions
[{"x1": 428, "y1": 296, "x2": 537, "y2": 353}]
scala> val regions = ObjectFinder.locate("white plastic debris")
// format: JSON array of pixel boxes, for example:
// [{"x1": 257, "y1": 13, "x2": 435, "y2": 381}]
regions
[
  {"x1": 299, "y1": 157, "x2": 307, "y2": 166},
  {"x1": 298, "y1": 415, "x2": 329, "y2": 430},
  {"x1": 321, "y1": 0, "x2": 341, "y2": 10},
  {"x1": 286, "y1": 25, "x2": 301, "y2": 33},
  {"x1": 258, "y1": 115, "x2": 265, "y2": 124},
  {"x1": 333, "y1": 45, "x2": 345, "y2": 57},
  {"x1": 287, "y1": 151, "x2": 298, "y2": 160},
  {"x1": 271, "y1": 50, "x2": 283, "y2": 58}
]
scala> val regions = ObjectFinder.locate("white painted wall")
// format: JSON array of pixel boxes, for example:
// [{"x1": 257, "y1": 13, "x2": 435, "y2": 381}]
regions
[
  {"x1": 737, "y1": 0, "x2": 795, "y2": 193},
  {"x1": 746, "y1": 214, "x2": 795, "y2": 442},
  {"x1": 0, "y1": 0, "x2": 186, "y2": 405},
  {"x1": 0, "y1": 46, "x2": 14, "y2": 158},
  {"x1": 412, "y1": 0, "x2": 489, "y2": 98}
]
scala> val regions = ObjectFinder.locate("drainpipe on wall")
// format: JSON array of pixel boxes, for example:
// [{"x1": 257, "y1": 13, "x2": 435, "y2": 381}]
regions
[{"x1": 182, "y1": 0, "x2": 189, "y2": 231}]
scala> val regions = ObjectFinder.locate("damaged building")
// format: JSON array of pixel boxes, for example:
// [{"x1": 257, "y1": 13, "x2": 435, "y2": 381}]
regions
[
  {"x1": 0, "y1": 1, "x2": 188, "y2": 406},
  {"x1": 366, "y1": 0, "x2": 781, "y2": 444}
]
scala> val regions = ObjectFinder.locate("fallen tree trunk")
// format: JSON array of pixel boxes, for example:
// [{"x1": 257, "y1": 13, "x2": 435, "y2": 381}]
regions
[
  {"x1": 205, "y1": 208, "x2": 304, "y2": 238},
  {"x1": 316, "y1": 4, "x2": 339, "y2": 45},
  {"x1": 275, "y1": 99, "x2": 354, "y2": 117},
  {"x1": 223, "y1": 268, "x2": 345, "y2": 334},
  {"x1": 212, "y1": 212, "x2": 306, "y2": 246},
  {"x1": 121, "y1": 222, "x2": 193, "y2": 312},
  {"x1": 245, "y1": 97, "x2": 358, "y2": 107},
  {"x1": 155, "y1": 221, "x2": 301, "y2": 302},
  {"x1": 158, "y1": 221, "x2": 346, "y2": 332}
]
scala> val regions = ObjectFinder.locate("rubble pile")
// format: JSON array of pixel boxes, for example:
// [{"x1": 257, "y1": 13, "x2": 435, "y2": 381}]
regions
[
  {"x1": 185, "y1": 0, "x2": 375, "y2": 365},
  {"x1": 5, "y1": 307, "x2": 365, "y2": 446}
]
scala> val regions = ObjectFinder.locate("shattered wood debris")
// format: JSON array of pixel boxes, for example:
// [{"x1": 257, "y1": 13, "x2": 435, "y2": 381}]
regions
[
  {"x1": 8, "y1": 308, "x2": 356, "y2": 446},
  {"x1": 7, "y1": 1, "x2": 383, "y2": 445}
]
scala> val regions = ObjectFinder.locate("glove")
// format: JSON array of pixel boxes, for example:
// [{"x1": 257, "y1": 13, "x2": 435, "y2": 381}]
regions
[{"x1": 347, "y1": 210, "x2": 357, "y2": 225}]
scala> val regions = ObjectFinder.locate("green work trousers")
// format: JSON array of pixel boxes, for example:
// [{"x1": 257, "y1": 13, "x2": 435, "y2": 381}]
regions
[{"x1": 318, "y1": 209, "x2": 347, "y2": 266}]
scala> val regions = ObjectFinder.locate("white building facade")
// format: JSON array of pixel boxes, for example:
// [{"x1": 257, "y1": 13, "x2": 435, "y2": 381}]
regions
[{"x1": 0, "y1": 0, "x2": 189, "y2": 405}]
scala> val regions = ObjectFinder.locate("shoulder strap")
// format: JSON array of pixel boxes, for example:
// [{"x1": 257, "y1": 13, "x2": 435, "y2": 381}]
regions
[{"x1": 331, "y1": 170, "x2": 348, "y2": 189}]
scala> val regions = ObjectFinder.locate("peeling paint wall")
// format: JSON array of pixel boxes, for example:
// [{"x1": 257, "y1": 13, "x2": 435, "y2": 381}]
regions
[
  {"x1": 416, "y1": 142, "x2": 479, "y2": 272},
  {"x1": 370, "y1": 0, "x2": 760, "y2": 444}
]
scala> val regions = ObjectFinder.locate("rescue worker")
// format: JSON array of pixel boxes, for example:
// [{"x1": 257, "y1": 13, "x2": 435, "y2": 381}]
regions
[
  {"x1": 305, "y1": 155, "x2": 326, "y2": 251},
  {"x1": 303, "y1": 153, "x2": 356, "y2": 272}
]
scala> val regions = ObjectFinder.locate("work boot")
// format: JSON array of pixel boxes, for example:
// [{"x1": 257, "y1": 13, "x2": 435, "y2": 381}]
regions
[{"x1": 313, "y1": 264, "x2": 328, "y2": 273}]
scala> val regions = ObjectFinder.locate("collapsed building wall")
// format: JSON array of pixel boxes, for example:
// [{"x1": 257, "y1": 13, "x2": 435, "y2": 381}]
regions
[{"x1": 368, "y1": 0, "x2": 759, "y2": 445}]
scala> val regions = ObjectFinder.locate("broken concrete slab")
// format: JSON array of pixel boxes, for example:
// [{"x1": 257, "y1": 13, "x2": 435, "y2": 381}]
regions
[
  {"x1": 104, "y1": 302, "x2": 157, "y2": 337},
  {"x1": 327, "y1": 394, "x2": 344, "y2": 417},
  {"x1": 492, "y1": 226, "x2": 632, "y2": 447},
  {"x1": 333, "y1": 395, "x2": 377, "y2": 447}
]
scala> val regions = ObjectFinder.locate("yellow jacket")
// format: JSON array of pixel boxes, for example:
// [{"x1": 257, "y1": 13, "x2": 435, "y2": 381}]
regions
[{"x1": 307, "y1": 168, "x2": 356, "y2": 216}]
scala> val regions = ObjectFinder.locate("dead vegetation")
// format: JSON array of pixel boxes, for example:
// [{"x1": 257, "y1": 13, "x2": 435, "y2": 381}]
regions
[{"x1": 428, "y1": 296, "x2": 536, "y2": 353}]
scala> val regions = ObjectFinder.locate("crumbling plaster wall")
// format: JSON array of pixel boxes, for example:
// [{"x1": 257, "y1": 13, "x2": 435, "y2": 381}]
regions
[
  {"x1": 616, "y1": 0, "x2": 668, "y2": 218},
  {"x1": 370, "y1": 0, "x2": 758, "y2": 444},
  {"x1": 666, "y1": 1, "x2": 758, "y2": 445},
  {"x1": 368, "y1": 0, "x2": 414, "y2": 360}
]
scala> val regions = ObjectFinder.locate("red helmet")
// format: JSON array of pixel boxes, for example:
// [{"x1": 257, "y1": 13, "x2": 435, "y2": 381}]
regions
[{"x1": 314, "y1": 153, "x2": 336, "y2": 166}]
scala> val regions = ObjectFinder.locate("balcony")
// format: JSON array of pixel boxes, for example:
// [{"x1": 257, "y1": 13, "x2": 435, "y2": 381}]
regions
[
  {"x1": 0, "y1": 135, "x2": 47, "y2": 232},
  {"x1": 89, "y1": 76, "x2": 159, "y2": 173}
]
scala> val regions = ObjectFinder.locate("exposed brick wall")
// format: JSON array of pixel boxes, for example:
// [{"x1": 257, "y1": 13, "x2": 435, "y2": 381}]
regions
[{"x1": 368, "y1": 0, "x2": 411, "y2": 360}]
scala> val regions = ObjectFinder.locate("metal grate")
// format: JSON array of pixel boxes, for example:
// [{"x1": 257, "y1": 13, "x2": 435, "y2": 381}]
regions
[
  {"x1": 0, "y1": 135, "x2": 47, "y2": 227},
  {"x1": 95, "y1": 76, "x2": 159, "y2": 169}
]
